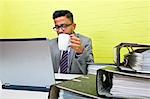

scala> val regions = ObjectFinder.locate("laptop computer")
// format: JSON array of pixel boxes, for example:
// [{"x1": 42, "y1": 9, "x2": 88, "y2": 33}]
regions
[{"x1": 0, "y1": 38, "x2": 55, "y2": 92}]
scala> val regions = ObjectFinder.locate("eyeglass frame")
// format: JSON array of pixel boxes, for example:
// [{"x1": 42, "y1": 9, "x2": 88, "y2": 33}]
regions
[{"x1": 53, "y1": 23, "x2": 72, "y2": 31}]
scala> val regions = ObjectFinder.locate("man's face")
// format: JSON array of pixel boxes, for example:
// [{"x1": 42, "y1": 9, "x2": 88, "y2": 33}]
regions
[{"x1": 53, "y1": 16, "x2": 76, "y2": 35}]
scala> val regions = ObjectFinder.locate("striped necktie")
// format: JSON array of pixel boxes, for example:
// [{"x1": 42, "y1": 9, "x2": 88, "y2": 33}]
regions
[{"x1": 60, "y1": 51, "x2": 68, "y2": 73}]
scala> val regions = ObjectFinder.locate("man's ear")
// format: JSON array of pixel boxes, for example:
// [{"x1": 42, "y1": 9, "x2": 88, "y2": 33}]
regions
[{"x1": 73, "y1": 23, "x2": 76, "y2": 30}]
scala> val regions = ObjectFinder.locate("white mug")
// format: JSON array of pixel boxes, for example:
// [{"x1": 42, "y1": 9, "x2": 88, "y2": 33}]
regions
[{"x1": 58, "y1": 34, "x2": 70, "y2": 51}]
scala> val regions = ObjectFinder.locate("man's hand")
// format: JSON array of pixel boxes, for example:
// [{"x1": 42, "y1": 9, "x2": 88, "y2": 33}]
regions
[{"x1": 70, "y1": 34, "x2": 84, "y2": 54}]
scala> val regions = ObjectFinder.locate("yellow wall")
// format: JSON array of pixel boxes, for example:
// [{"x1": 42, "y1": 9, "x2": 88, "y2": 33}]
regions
[
  {"x1": 0, "y1": 0, "x2": 150, "y2": 63},
  {"x1": 0, "y1": 0, "x2": 4, "y2": 37}
]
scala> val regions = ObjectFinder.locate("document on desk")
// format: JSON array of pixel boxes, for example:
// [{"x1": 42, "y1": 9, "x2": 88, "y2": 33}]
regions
[
  {"x1": 54, "y1": 73, "x2": 82, "y2": 81},
  {"x1": 88, "y1": 64, "x2": 116, "y2": 75}
]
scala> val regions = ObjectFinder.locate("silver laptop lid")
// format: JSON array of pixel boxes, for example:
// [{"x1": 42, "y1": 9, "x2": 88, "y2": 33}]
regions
[{"x1": 0, "y1": 38, "x2": 55, "y2": 89}]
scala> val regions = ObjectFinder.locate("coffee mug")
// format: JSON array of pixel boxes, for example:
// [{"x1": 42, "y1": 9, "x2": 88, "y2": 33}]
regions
[{"x1": 58, "y1": 34, "x2": 70, "y2": 51}]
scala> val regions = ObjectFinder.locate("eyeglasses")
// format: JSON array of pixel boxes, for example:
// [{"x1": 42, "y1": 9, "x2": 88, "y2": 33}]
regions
[{"x1": 53, "y1": 24, "x2": 72, "y2": 31}]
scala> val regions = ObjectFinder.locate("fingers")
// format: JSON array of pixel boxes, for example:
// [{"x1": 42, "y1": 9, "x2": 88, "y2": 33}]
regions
[
  {"x1": 69, "y1": 34, "x2": 84, "y2": 54},
  {"x1": 70, "y1": 38, "x2": 81, "y2": 45},
  {"x1": 70, "y1": 34, "x2": 81, "y2": 47},
  {"x1": 70, "y1": 43, "x2": 81, "y2": 50},
  {"x1": 70, "y1": 34, "x2": 80, "y2": 45}
]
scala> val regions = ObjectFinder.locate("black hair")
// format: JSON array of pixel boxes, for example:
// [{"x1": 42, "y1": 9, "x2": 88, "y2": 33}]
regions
[{"x1": 53, "y1": 10, "x2": 74, "y2": 23}]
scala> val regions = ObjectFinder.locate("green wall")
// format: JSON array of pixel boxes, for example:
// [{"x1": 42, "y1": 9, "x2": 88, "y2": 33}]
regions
[{"x1": 0, "y1": 0, "x2": 150, "y2": 63}]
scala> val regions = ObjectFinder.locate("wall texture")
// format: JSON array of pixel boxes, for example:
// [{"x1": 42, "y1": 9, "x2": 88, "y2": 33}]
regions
[{"x1": 0, "y1": 0, "x2": 150, "y2": 63}]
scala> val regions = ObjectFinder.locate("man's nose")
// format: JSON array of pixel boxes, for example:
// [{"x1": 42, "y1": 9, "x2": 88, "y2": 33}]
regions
[{"x1": 57, "y1": 27, "x2": 64, "y2": 33}]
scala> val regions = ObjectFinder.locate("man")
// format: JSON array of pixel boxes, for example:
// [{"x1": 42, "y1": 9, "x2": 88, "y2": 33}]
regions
[{"x1": 49, "y1": 10, "x2": 94, "y2": 74}]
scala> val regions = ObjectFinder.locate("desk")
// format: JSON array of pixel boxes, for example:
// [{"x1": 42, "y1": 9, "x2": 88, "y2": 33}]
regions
[
  {"x1": 0, "y1": 74, "x2": 83, "y2": 99},
  {"x1": 0, "y1": 89, "x2": 48, "y2": 99}
]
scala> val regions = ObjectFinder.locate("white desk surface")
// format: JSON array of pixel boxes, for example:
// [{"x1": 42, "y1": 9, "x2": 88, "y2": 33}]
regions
[
  {"x1": 0, "y1": 89, "x2": 48, "y2": 99},
  {"x1": 0, "y1": 74, "x2": 84, "y2": 99}
]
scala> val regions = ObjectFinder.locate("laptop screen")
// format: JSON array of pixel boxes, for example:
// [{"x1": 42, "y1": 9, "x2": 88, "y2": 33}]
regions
[{"x1": 0, "y1": 38, "x2": 55, "y2": 91}]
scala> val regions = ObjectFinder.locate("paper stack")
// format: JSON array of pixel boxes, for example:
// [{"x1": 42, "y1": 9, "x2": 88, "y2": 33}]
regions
[
  {"x1": 124, "y1": 49, "x2": 150, "y2": 72},
  {"x1": 111, "y1": 73, "x2": 150, "y2": 99},
  {"x1": 142, "y1": 50, "x2": 150, "y2": 71}
]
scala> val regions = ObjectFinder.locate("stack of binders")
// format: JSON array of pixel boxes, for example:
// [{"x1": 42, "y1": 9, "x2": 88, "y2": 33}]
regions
[{"x1": 96, "y1": 43, "x2": 150, "y2": 98}]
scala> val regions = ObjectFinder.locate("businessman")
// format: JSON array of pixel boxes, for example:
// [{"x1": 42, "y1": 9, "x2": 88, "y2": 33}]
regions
[{"x1": 49, "y1": 10, "x2": 94, "y2": 74}]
